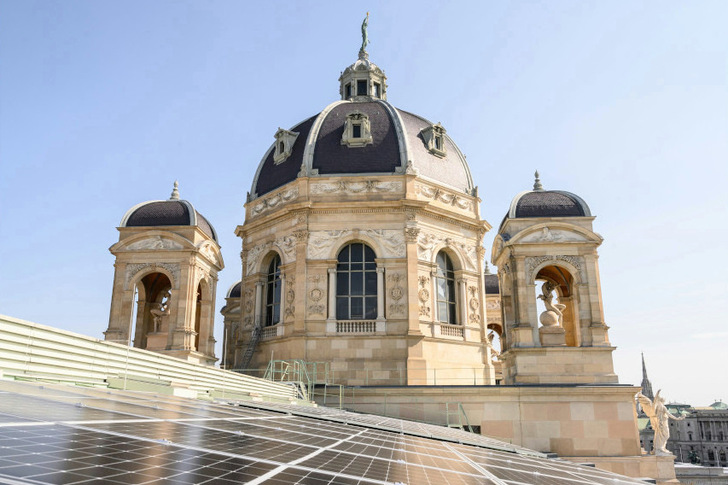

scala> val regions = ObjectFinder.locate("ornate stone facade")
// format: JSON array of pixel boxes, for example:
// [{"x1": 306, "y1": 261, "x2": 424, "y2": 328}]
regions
[{"x1": 105, "y1": 186, "x2": 224, "y2": 366}]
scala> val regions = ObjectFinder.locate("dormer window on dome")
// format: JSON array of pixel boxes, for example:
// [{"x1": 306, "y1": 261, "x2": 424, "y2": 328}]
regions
[
  {"x1": 273, "y1": 128, "x2": 299, "y2": 164},
  {"x1": 421, "y1": 123, "x2": 447, "y2": 158},
  {"x1": 341, "y1": 111, "x2": 373, "y2": 147}
]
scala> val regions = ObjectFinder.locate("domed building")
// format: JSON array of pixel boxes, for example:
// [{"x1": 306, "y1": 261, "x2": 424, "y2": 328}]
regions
[
  {"x1": 105, "y1": 182, "x2": 224, "y2": 365},
  {"x1": 224, "y1": 43, "x2": 494, "y2": 385},
  {"x1": 492, "y1": 172, "x2": 614, "y2": 384},
  {"x1": 96, "y1": 22, "x2": 682, "y2": 484}
]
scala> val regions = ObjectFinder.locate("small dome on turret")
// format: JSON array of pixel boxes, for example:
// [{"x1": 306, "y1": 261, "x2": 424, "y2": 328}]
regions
[
  {"x1": 226, "y1": 280, "x2": 242, "y2": 299},
  {"x1": 505, "y1": 171, "x2": 591, "y2": 220},
  {"x1": 120, "y1": 182, "x2": 218, "y2": 242}
]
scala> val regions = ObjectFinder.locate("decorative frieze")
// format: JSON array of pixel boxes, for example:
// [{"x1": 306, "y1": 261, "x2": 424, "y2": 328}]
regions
[
  {"x1": 525, "y1": 255, "x2": 584, "y2": 282},
  {"x1": 415, "y1": 183, "x2": 472, "y2": 210},
  {"x1": 310, "y1": 180, "x2": 402, "y2": 195},
  {"x1": 250, "y1": 187, "x2": 299, "y2": 216},
  {"x1": 520, "y1": 227, "x2": 587, "y2": 243},
  {"x1": 125, "y1": 262, "x2": 180, "y2": 288},
  {"x1": 126, "y1": 236, "x2": 182, "y2": 251}
]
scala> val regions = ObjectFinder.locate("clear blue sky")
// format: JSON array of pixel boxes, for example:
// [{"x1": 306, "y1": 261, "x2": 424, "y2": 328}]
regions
[{"x1": 1, "y1": 1, "x2": 726, "y2": 405}]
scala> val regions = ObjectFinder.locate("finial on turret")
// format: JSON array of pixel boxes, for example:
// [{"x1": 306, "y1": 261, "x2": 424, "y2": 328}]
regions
[
  {"x1": 359, "y1": 12, "x2": 370, "y2": 60},
  {"x1": 170, "y1": 181, "x2": 180, "y2": 200},
  {"x1": 533, "y1": 170, "x2": 543, "y2": 191},
  {"x1": 484, "y1": 261, "x2": 492, "y2": 275}
]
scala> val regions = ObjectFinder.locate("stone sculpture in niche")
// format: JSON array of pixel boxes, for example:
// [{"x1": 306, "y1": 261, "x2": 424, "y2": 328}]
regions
[
  {"x1": 636, "y1": 390, "x2": 684, "y2": 455},
  {"x1": 537, "y1": 281, "x2": 565, "y2": 327},
  {"x1": 150, "y1": 290, "x2": 171, "y2": 332}
]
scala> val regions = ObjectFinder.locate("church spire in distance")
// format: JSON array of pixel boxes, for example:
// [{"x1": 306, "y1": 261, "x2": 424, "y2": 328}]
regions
[{"x1": 641, "y1": 353, "x2": 654, "y2": 400}]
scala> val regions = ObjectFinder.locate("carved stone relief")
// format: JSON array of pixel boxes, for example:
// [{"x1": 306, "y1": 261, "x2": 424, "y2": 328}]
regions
[
  {"x1": 243, "y1": 289, "x2": 254, "y2": 316},
  {"x1": 404, "y1": 227, "x2": 420, "y2": 243},
  {"x1": 387, "y1": 272, "x2": 406, "y2": 317},
  {"x1": 364, "y1": 229, "x2": 405, "y2": 258},
  {"x1": 245, "y1": 234, "x2": 297, "y2": 275},
  {"x1": 310, "y1": 180, "x2": 402, "y2": 195},
  {"x1": 126, "y1": 236, "x2": 183, "y2": 251},
  {"x1": 468, "y1": 286, "x2": 481, "y2": 324},
  {"x1": 415, "y1": 184, "x2": 472, "y2": 210},
  {"x1": 418, "y1": 275, "x2": 431, "y2": 317},
  {"x1": 251, "y1": 187, "x2": 299, "y2": 216},
  {"x1": 308, "y1": 230, "x2": 351, "y2": 260},
  {"x1": 125, "y1": 262, "x2": 180, "y2": 288},
  {"x1": 525, "y1": 255, "x2": 584, "y2": 282},
  {"x1": 198, "y1": 243, "x2": 220, "y2": 265},
  {"x1": 307, "y1": 275, "x2": 326, "y2": 316},
  {"x1": 520, "y1": 227, "x2": 587, "y2": 243},
  {"x1": 284, "y1": 275, "x2": 295, "y2": 321},
  {"x1": 417, "y1": 232, "x2": 477, "y2": 271}
]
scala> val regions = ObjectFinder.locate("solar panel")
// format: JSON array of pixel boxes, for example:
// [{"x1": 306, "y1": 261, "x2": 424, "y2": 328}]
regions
[{"x1": 0, "y1": 380, "x2": 649, "y2": 484}]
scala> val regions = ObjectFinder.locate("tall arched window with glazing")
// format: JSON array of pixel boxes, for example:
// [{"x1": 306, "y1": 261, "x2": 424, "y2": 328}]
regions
[
  {"x1": 336, "y1": 243, "x2": 377, "y2": 320},
  {"x1": 265, "y1": 255, "x2": 281, "y2": 327},
  {"x1": 435, "y1": 251, "x2": 457, "y2": 324}
]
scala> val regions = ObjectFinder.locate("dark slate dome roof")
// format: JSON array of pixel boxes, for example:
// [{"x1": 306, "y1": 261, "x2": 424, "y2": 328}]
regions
[
  {"x1": 226, "y1": 280, "x2": 242, "y2": 299},
  {"x1": 505, "y1": 172, "x2": 591, "y2": 220},
  {"x1": 250, "y1": 100, "x2": 474, "y2": 199},
  {"x1": 120, "y1": 183, "x2": 218, "y2": 242}
]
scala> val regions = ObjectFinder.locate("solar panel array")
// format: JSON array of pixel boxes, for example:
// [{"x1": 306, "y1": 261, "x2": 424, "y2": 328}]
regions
[{"x1": 0, "y1": 379, "x2": 649, "y2": 484}]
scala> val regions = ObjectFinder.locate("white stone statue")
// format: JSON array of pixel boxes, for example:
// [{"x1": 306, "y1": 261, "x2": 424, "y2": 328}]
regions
[
  {"x1": 150, "y1": 291, "x2": 171, "y2": 332},
  {"x1": 636, "y1": 390, "x2": 684, "y2": 455},
  {"x1": 537, "y1": 281, "x2": 565, "y2": 327}
]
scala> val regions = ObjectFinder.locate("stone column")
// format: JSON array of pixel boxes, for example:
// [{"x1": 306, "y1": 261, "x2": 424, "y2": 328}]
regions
[
  {"x1": 279, "y1": 273, "x2": 286, "y2": 325},
  {"x1": 458, "y1": 277, "x2": 468, "y2": 326},
  {"x1": 431, "y1": 269, "x2": 439, "y2": 337},
  {"x1": 376, "y1": 267, "x2": 385, "y2": 333},
  {"x1": 254, "y1": 281, "x2": 264, "y2": 327},
  {"x1": 326, "y1": 268, "x2": 337, "y2": 333},
  {"x1": 376, "y1": 267, "x2": 385, "y2": 319}
]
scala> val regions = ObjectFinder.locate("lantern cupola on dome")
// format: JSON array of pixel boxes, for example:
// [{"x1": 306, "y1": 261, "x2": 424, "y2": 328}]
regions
[{"x1": 339, "y1": 13, "x2": 387, "y2": 101}]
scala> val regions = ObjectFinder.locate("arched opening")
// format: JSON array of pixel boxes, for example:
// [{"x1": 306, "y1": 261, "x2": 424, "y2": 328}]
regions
[
  {"x1": 336, "y1": 243, "x2": 376, "y2": 320},
  {"x1": 487, "y1": 324, "x2": 503, "y2": 356},
  {"x1": 265, "y1": 255, "x2": 282, "y2": 326},
  {"x1": 435, "y1": 251, "x2": 457, "y2": 324},
  {"x1": 133, "y1": 272, "x2": 172, "y2": 351},
  {"x1": 534, "y1": 265, "x2": 578, "y2": 346}
]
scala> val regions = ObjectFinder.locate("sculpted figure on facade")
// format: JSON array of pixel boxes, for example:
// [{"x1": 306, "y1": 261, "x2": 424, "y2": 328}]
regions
[
  {"x1": 636, "y1": 390, "x2": 685, "y2": 455},
  {"x1": 538, "y1": 281, "x2": 565, "y2": 327}
]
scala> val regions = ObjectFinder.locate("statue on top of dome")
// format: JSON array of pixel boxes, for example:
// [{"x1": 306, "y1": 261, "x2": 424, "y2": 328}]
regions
[{"x1": 360, "y1": 13, "x2": 369, "y2": 58}]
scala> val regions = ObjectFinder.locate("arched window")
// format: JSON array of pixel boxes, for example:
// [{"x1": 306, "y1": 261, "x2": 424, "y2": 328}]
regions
[
  {"x1": 435, "y1": 251, "x2": 457, "y2": 324},
  {"x1": 265, "y1": 255, "x2": 281, "y2": 327},
  {"x1": 336, "y1": 243, "x2": 376, "y2": 320}
]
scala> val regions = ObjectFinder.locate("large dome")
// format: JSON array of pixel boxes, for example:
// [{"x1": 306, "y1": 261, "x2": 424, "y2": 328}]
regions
[
  {"x1": 120, "y1": 182, "x2": 218, "y2": 242},
  {"x1": 249, "y1": 53, "x2": 474, "y2": 200}
]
